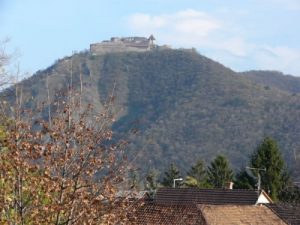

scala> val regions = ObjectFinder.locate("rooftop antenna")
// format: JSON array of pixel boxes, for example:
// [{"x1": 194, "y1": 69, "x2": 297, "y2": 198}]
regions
[
  {"x1": 173, "y1": 178, "x2": 183, "y2": 188},
  {"x1": 246, "y1": 167, "x2": 266, "y2": 192}
]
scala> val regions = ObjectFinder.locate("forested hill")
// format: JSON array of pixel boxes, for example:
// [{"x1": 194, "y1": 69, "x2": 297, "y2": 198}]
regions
[
  {"x1": 3, "y1": 49, "x2": 300, "y2": 178},
  {"x1": 242, "y1": 70, "x2": 300, "y2": 94}
]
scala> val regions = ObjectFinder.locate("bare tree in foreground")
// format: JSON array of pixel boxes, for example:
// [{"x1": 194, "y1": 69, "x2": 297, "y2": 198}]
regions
[{"x1": 0, "y1": 54, "x2": 132, "y2": 224}]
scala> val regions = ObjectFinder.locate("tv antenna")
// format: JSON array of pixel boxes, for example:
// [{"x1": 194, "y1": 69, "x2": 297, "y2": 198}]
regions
[{"x1": 246, "y1": 167, "x2": 266, "y2": 192}]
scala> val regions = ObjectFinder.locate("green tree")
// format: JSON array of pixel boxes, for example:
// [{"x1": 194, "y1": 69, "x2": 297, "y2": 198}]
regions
[
  {"x1": 207, "y1": 155, "x2": 233, "y2": 188},
  {"x1": 185, "y1": 159, "x2": 211, "y2": 188},
  {"x1": 279, "y1": 184, "x2": 300, "y2": 204},
  {"x1": 144, "y1": 168, "x2": 159, "y2": 191},
  {"x1": 128, "y1": 169, "x2": 140, "y2": 190},
  {"x1": 278, "y1": 169, "x2": 300, "y2": 203},
  {"x1": 250, "y1": 137, "x2": 287, "y2": 200},
  {"x1": 161, "y1": 163, "x2": 182, "y2": 188},
  {"x1": 234, "y1": 169, "x2": 256, "y2": 189}
]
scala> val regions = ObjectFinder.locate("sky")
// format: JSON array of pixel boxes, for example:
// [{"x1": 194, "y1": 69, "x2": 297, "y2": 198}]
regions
[{"x1": 1, "y1": 0, "x2": 300, "y2": 77}]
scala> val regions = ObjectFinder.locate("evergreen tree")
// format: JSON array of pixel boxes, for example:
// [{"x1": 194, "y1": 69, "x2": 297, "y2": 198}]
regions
[
  {"x1": 128, "y1": 169, "x2": 140, "y2": 190},
  {"x1": 161, "y1": 163, "x2": 182, "y2": 187},
  {"x1": 279, "y1": 184, "x2": 300, "y2": 204},
  {"x1": 207, "y1": 155, "x2": 233, "y2": 188},
  {"x1": 278, "y1": 169, "x2": 300, "y2": 203},
  {"x1": 250, "y1": 137, "x2": 287, "y2": 200},
  {"x1": 144, "y1": 168, "x2": 159, "y2": 191},
  {"x1": 234, "y1": 169, "x2": 256, "y2": 189},
  {"x1": 185, "y1": 159, "x2": 211, "y2": 188}
]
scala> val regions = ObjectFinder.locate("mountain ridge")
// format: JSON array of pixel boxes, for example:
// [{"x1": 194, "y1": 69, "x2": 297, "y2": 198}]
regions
[
  {"x1": 3, "y1": 49, "x2": 300, "y2": 179},
  {"x1": 241, "y1": 70, "x2": 300, "y2": 94}
]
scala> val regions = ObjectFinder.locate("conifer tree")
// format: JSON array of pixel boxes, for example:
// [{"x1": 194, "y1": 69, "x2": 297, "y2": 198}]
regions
[
  {"x1": 234, "y1": 169, "x2": 256, "y2": 189},
  {"x1": 128, "y1": 169, "x2": 140, "y2": 190},
  {"x1": 207, "y1": 155, "x2": 233, "y2": 188},
  {"x1": 185, "y1": 159, "x2": 210, "y2": 188},
  {"x1": 250, "y1": 137, "x2": 287, "y2": 200},
  {"x1": 144, "y1": 168, "x2": 159, "y2": 191},
  {"x1": 161, "y1": 163, "x2": 182, "y2": 188}
]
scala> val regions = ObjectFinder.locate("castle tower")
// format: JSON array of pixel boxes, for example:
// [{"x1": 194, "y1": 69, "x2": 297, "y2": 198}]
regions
[{"x1": 148, "y1": 34, "x2": 156, "y2": 48}]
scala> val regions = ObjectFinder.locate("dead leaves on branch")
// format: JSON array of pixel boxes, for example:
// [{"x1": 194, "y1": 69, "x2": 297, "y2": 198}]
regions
[{"x1": 0, "y1": 98, "x2": 131, "y2": 224}]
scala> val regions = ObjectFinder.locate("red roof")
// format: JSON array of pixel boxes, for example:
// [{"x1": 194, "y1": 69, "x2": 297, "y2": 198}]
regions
[{"x1": 127, "y1": 202, "x2": 203, "y2": 225}]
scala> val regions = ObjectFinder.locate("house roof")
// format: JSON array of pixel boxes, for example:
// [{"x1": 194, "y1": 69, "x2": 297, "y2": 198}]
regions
[
  {"x1": 116, "y1": 190, "x2": 149, "y2": 199},
  {"x1": 127, "y1": 202, "x2": 288, "y2": 225},
  {"x1": 199, "y1": 204, "x2": 287, "y2": 225},
  {"x1": 267, "y1": 203, "x2": 300, "y2": 225},
  {"x1": 154, "y1": 188, "x2": 270, "y2": 205},
  {"x1": 127, "y1": 202, "x2": 204, "y2": 225}
]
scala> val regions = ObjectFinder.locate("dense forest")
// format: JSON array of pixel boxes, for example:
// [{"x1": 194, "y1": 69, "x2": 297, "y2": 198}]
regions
[
  {"x1": 153, "y1": 137, "x2": 300, "y2": 203},
  {"x1": 3, "y1": 48, "x2": 300, "y2": 180}
]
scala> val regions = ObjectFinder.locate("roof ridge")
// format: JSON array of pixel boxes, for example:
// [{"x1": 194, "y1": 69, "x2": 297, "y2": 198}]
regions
[
  {"x1": 265, "y1": 204, "x2": 291, "y2": 225},
  {"x1": 158, "y1": 187, "x2": 258, "y2": 191}
]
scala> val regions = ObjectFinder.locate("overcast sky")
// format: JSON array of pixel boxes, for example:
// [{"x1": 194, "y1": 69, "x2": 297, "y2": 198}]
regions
[{"x1": 1, "y1": 0, "x2": 300, "y2": 77}]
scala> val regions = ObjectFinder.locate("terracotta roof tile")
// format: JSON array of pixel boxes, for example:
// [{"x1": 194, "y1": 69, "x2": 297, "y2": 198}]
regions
[
  {"x1": 199, "y1": 204, "x2": 287, "y2": 225},
  {"x1": 128, "y1": 202, "x2": 204, "y2": 225}
]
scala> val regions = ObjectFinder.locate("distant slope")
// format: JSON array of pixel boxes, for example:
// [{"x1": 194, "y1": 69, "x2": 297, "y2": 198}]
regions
[
  {"x1": 242, "y1": 70, "x2": 300, "y2": 94},
  {"x1": 3, "y1": 49, "x2": 300, "y2": 179}
]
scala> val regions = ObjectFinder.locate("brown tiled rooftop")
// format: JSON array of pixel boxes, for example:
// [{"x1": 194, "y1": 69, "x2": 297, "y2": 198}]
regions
[
  {"x1": 200, "y1": 204, "x2": 287, "y2": 225},
  {"x1": 128, "y1": 202, "x2": 204, "y2": 225},
  {"x1": 267, "y1": 203, "x2": 300, "y2": 225},
  {"x1": 128, "y1": 202, "x2": 288, "y2": 225},
  {"x1": 155, "y1": 188, "x2": 261, "y2": 205}
]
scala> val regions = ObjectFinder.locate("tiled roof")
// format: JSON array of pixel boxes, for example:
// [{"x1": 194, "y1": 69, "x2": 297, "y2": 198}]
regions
[
  {"x1": 155, "y1": 188, "x2": 261, "y2": 205},
  {"x1": 127, "y1": 202, "x2": 288, "y2": 225},
  {"x1": 200, "y1": 204, "x2": 287, "y2": 225},
  {"x1": 127, "y1": 202, "x2": 204, "y2": 225},
  {"x1": 267, "y1": 203, "x2": 300, "y2": 225}
]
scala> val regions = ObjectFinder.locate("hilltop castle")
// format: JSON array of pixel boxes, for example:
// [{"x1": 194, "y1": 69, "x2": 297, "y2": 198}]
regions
[{"x1": 90, "y1": 35, "x2": 156, "y2": 54}]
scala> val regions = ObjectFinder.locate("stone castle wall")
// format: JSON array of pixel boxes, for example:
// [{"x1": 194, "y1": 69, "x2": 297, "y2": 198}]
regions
[{"x1": 90, "y1": 36, "x2": 155, "y2": 55}]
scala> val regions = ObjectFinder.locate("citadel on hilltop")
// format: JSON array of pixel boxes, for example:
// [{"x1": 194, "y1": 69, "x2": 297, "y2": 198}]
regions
[{"x1": 90, "y1": 35, "x2": 158, "y2": 55}]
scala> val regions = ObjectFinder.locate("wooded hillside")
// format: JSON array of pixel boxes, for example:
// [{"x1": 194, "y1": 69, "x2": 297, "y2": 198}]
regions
[{"x1": 3, "y1": 49, "x2": 300, "y2": 179}]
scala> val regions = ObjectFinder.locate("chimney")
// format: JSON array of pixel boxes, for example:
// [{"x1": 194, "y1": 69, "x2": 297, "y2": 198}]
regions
[{"x1": 225, "y1": 181, "x2": 234, "y2": 190}]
